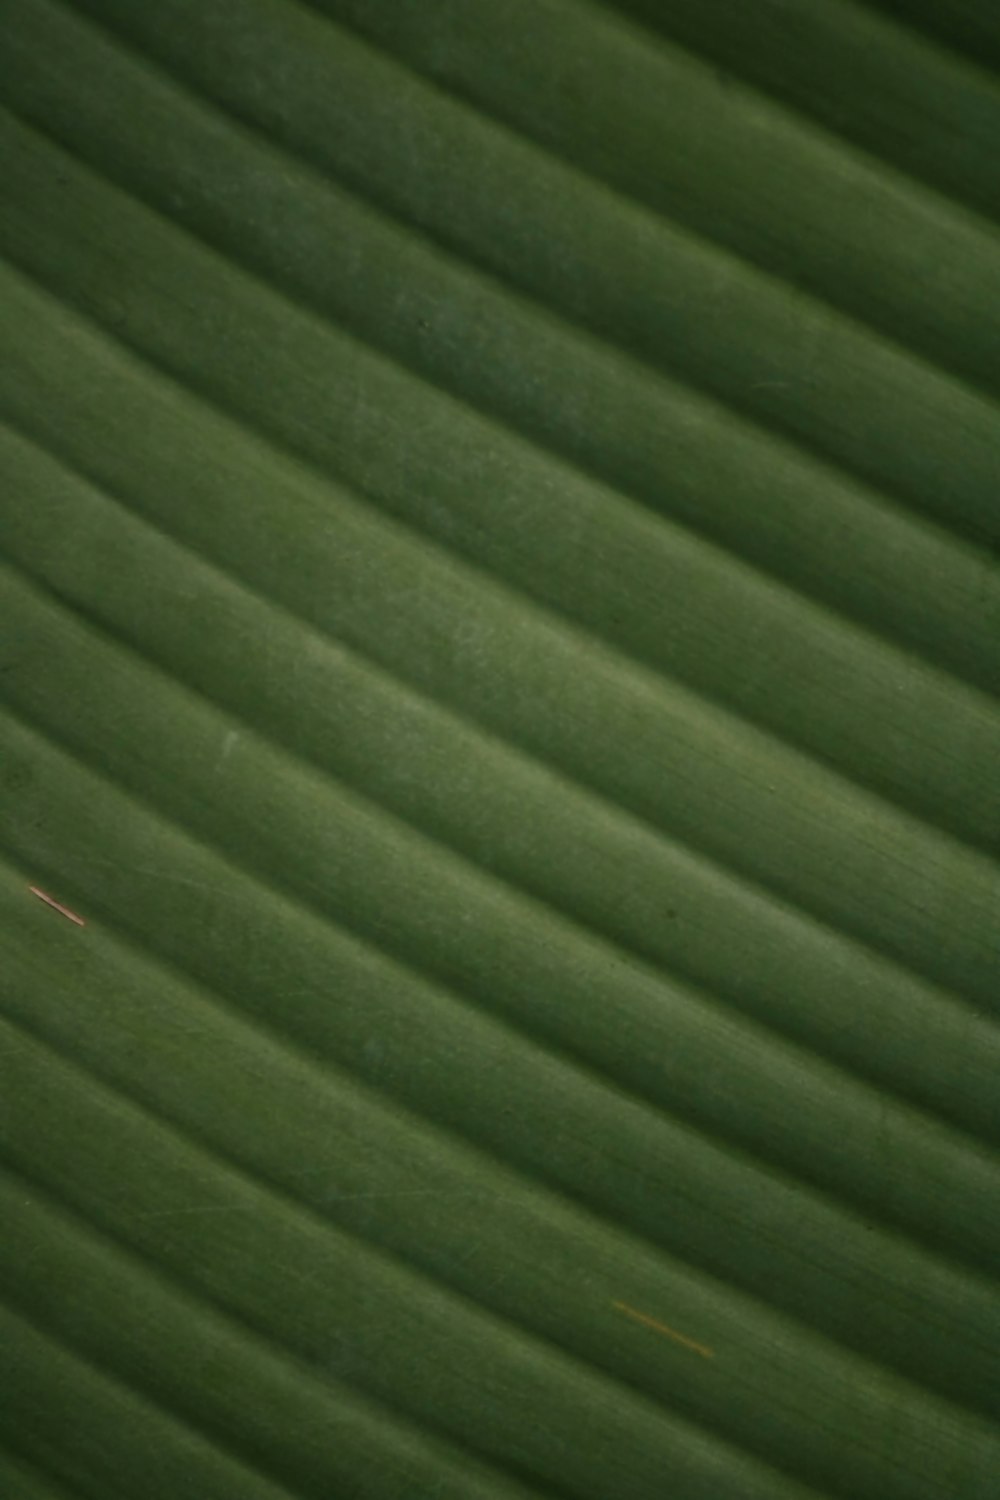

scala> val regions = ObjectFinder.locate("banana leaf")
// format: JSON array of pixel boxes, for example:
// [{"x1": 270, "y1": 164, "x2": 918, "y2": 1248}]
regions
[{"x1": 1, "y1": 3, "x2": 998, "y2": 1497}]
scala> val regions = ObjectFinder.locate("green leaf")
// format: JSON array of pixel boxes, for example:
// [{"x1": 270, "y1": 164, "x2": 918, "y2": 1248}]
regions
[{"x1": 1, "y1": 2, "x2": 998, "y2": 1497}]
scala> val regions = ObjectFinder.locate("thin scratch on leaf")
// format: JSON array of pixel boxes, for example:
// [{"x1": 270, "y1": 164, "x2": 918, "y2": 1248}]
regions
[
  {"x1": 80, "y1": 854, "x2": 227, "y2": 898},
  {"x1": 29, "y1": 887, "x2": 85, "y2": 927},
  {"x1": 327, "y1": 1187, "x2": 495, "y2": 1204},
  {"x1": 134, "y1": 1205, "x2": 253, "y2": 1221},
  {"x1": 136, "y1": 1187, "x2": 496, "y2": 1221},
  {"x1": 613, "y1": 1299, "x2": 714, "y2": 1359}
]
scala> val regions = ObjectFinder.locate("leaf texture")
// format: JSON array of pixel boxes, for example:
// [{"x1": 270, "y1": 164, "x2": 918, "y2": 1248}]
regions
[{"x1": 0, "y1": 2, "x2": 998, "y2": 1497}]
